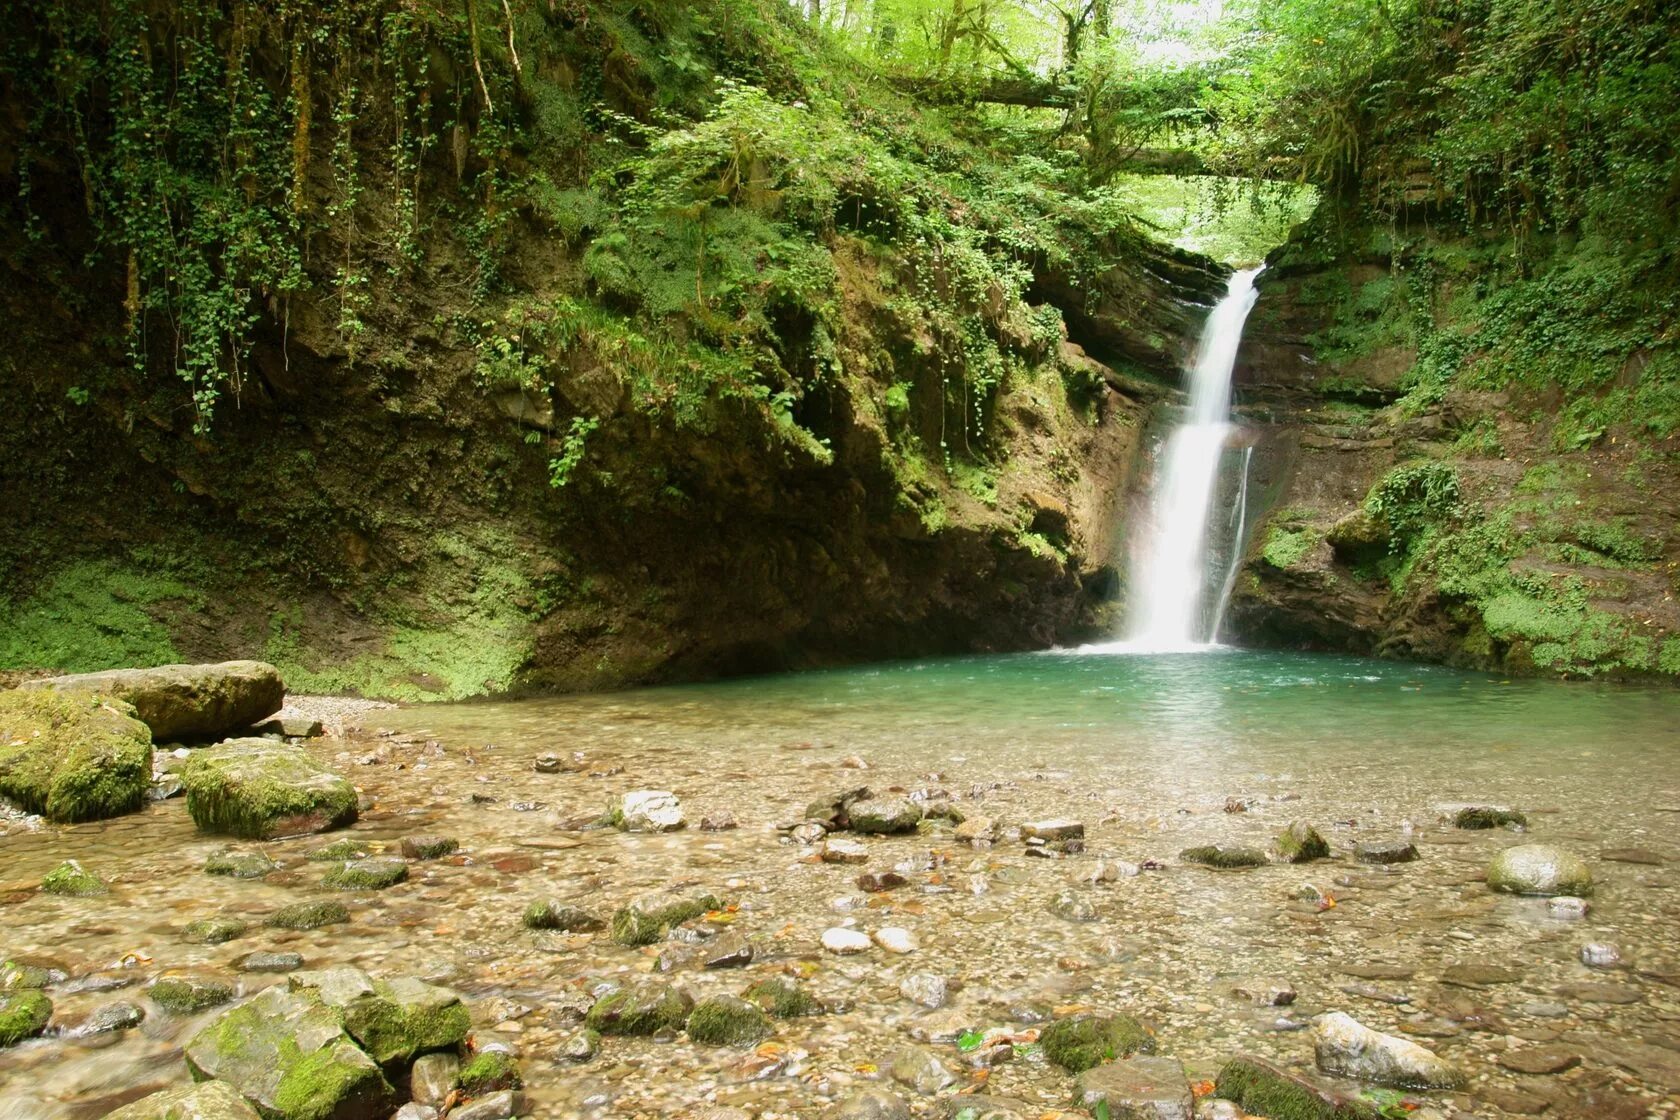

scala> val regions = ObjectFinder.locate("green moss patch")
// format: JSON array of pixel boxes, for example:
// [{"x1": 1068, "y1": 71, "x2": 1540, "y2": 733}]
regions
[
  {"x1": 743, "y1": 975, "x2": 822, "y2": 1018},
  {"x1": 1040, "y1": 1013, "x2": 1155, "y2": 1072},
  {"x1": 1180, "y1": 845, "x2": 1270, "y2": 869},
  {"x1": 1215, "y1": 1055, "x2": 1380, "y2": 1120},
  {"x1": 457, "y1": 1050, "x2": 522, "y2": 1094},
  {"x1": 342, "y1": 980, "x2": 471, "y2": 1066},
  {"x1": 40, "y1": 859, "x2": 108, "y2": 896},
  {"x1": 0, "y1": 991, "x2": 52, "y2": 1047},
  {"x1": 687, "y1": 995, "x2": 772, "y2": 1047},
  {"x1": 1454, "y1": 807, "x2": 1528, "y2": 830},
  {"x1": 0, "y1": 690, "x2": 152, "y2": 823},
  {"x1": 322, "y1": 858, "x2": 408, "y2": 891},
  {"x1": 609, "y1": 892, "x2": 721, "y2": 946},
  {"x1": 585, "y1": 984, "x2": 694, "y2": 1036},
  {"x1": 267, "y1": 901, "x2": 350, "y2": 930},
  {"x1": 181, "y1": 741, "x2": 358, "y2": 840}
]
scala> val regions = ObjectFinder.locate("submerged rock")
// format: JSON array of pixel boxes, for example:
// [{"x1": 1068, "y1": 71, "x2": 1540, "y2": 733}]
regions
[
  {"x1": 0, "y1": 690, "x2": 153, "y2": 823},
  {"x1": 181, "y1": 740, "x2": 358, "y2": 839},
  {"x1": 0, "y1": 960, "x2": 62, "y2": 990},
  {"x1": 849, "y1": 797, "x2": 923, "y2": 834},
  {"x1": 307, "y1": 838, "x2": 370, "y2": 862},
  {"x1": 1040, "y1": 1013, "x2": 1156, "y2": 1072},
  {"x1": 688, "y1": 995, "x2": 772, "y2": 1046},
  {"x1": 1214, "y1": 1055, "x2": 1379, "y2": 1120},
  {"x1": 585, "y1": 983, "x2": 694, "y2": 1036},
  {"x1": 1074, "y1": 1055, "x2": 1193, "y2": 1120},
  {"x1": 1180, "y1": 845, "x2": 1268, "y2": 869},
  {"x1": 522, "y1": 901, "x2": 604, "y2": 932},
  {"x1": 237, "y1": 951, "x2": 304, "y2": 974},
  {"x1": 204, "y1": 848, "x2": 279, "y2": 880},
  {"x1": 1312, "y1": 1011, "x2": 1463, "y2": 1089},
  {"x1": 76, "y1": 1001, "x2": 145, "y2": 1036},
  {"x1": 899, "y1": 972, "x2": 948, "y2": 1009},
  {"x1": 322, "y1": 857, "x2": 408, "y2": 891},
  {"x1": 1454, "y1": 806, "x2": 1527, "y2": 830},
  {"x1": 265, "y1": 900, "x2": 350, "y2": 930},
  {"x1": 830, "y1": 1089, "x2": 910, "y2": 1120},
  {"x1": 743, "y1": 975, "x2": 821, "y2": 1018},
  {"x1": 822, "y1": 927, "x2": 873, "y2": 954},
  {"x1": 609, "y1": 890, "x2": 721, "y2": 946},
  {"x1": 457, "y1": 1050, "x2": 522, "y2": 1093},
  {"x1": 183, "y1": 986, "x2": 394, "y2": 1120},
  {"x1": 1354, "y1": 840, "x2": 1418, "y2": 864},
  {"x1": 1277, "y1": 821, "x2": 1331, "y2": 863},
  {"x1": 19, "y1": 660, "x2": 284, "y2": 741},
  {"x1": 1487, "y1": 844, "x2": 1594, "y2": 896},
  {"x1": 556, "y1": 1027, "x2": 600, "y2": 1063},
  {"x1": 822, "y1": 837, "x2": 870, "y2": 864},
  {"x1": 1022, "y1": 819, "x2": 1084, "y2": 842},
  {"x1": 40, "y1": 859, "x2": 108, "y2": 896},
  {"x1": 611, "y1": 790, "x2": 686, "y2": 832},
  {"x1": 399, "y1": 835, "x2": 458, "y2": 860},
  {"x1": 1049, "y1": 889, "x2": 1098, "y2": 922},
  {"x1": 149, "y1": 972, "x2": 235, "y2": 1015},
  {"x1": 890, "y1": 1045, "x2": 958, "y2": 1095},
  {"x1": 103, "y1": 1081, "x2": 262, "y2": 1120},
  {"x1": 804, "y1": 786, "x2": 871, "y2": 828},
  {"x1": 184, "y1": 918, "x2": 249, "y2": 945},
  {"x1": 0, "y1": 991, "x2": 52, "y2": 1048},
  {"x1": 451, "y1": 1091, "x2": 521, "y2": 1120}
]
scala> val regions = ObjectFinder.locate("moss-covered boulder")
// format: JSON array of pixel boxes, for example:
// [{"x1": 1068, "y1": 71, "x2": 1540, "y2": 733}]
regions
[
  {"x1": 102, "y1": 1080, "x2": 263, "y2": 1120},
  {"x1": 182, "y1": 740, "x2": 358, "y2": 840},
  {"x1": 458, "y1": 1050, "x2": 523, "y2": 1094},
  {"x1": 609, "y1": 890, "x2": 722, "y2": 946},
  {"x1": 40, "y1": 859, "x2": 108, "y2": 896},
  {"x1": 266, "y1": 900, "x2": 350, "y2": 930},
  {"x1": 1180, "y1": 844, "x2": 1269, "y2": 869},
  {"x1": 522, "y1": 900, "x2": 605, "y2": 931},
  {"x1": 0, "y1": 991, "x2": 52, "y2": 1047},
  {"x1": 19, "y1": 661, "x2": 284, "y2": 741},
  {"x1": 1214, "y1": 1055, "x2": 1381, "y2": 1120},
  {"x1": 301, "y1": 971, "x2": 470, "y2": 1066},
  {"x1": 848, "y1": 797, "x2": 922, "y2": 834},
  {"x1": 1487, "y1": 844, "x2": 1593, "y2": 896},
  {"x1": 585, "y1": 983, "x2": 694, "y2": 1036},
  {"x1": 1277, "y1": 821, "x2": 1331, "y2": 863},
  {"x1": 184, "y1": 985, "x2": 394, "y2": 1120},
  {"x1": 307, "y1": 838, "x2": 370, "y2": 862},
  {"x1": 149, "y1": 972, "x2": 236, "y2": 1015},
  {"x1": 205, "y1": 848, "x2": 280, "y2": 879},
  {"x1": 1040, "y1": 1013, "x2": 1155, "y2": 1072},
  {"x1": 687, "y1": 995, "x2": 772, "y2": 1046},
  {"x1": 743, "y1": 975, "x2": 822, "y2": 1018},
  {"x1": 185, "y1": 918, "x2": 250, "y2": 945},
  {"x1": 322, "y1": 858, "x2": 408, "y2": 891},
  {"x1": 399, "y1": 835, "x2": 458, "y2": 860},
  {"x1": 0, "y1": 959, "x2": 63, "y2": 990},
  {"x1": 0, "y1": 689, "x2": 152, "y2": 823},
  {"x1": 1455, "y1": 806, "x2": 1528, "y2": 830}
]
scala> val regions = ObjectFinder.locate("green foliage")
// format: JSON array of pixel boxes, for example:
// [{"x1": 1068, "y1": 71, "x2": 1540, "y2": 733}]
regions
[
  {"x1": 1261, "y1": 525, "x2": 1318, "y2": 571},
  {"x1": 1364, "y1": 462, "x2": 1461, "y2": 549},
  {"x1": 0, "y1": 558, "x2": 204, "y2": 671}
]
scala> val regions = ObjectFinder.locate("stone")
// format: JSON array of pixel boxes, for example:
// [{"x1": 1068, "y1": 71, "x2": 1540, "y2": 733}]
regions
[
  {"x1": 150, "y1": 972, "x2": 236, "y2": 1015},
  {"x1": 521, "y1": 900, "x2": 604, "y2": 932},
  {"x1": 410, "y1": 1052, "x2": 460, "y2": 1105},
  {"x1": 185, "y1": 918, "x2": 249, "y2": 945},
  {"x1": 557, "y1": 1027, "x2": 600, "y2": 1063},
  {"x1": 1498, "y1": 1045, "x2": 1582, "y2": 1075},
  {"x1": 1580, "y1": 942, "x2": 1622, "y2": 968},
  {"x1": 76, "y1": 1000, "x2": 145, "y2": 1035},
  {"x1": 1073, "y1": 1055, "x2": 1194, "y2": 1119},
  {"x1": 322, "y1": 857, "x2": 408, "y2": 891},
  {"x1": 1355, "y1": 840, "x2": 1418, "y2": 864},
  {"x1": 237, "y1": 951, "x2": 304, "y2": 973},
  {"x1": 830, "y1": 1089, "x2": 911, "y2": 1120},
  {"x1": 822, "y1": 837, "x2": 870, "y2": 864},
  {"x1": 1554, "y1": 981, "x2": 1640, "y2": 1004},
  {"x1": 1214, "y1": 1055, "x2": 1378, "y2": 1120},
  {"x1": 612, "y1": 789, "x2": 686, "y2": 832},
  {"x1": 1041, "y1": 1013, "x2": 1156, "y2": 1072},
  {"x1": 399, "y1": 835, "x2": 458, "y2": 860},
  {"x1": 1049, "y1": 889, "x2": 1098, "y2": 922},
  {"x1": 1454, "y1": 807, "x2": 1527, "y2": 830},
  {"x1": 939, "y1": 1094, "x2": 1035, "y2": 1119},
  {"x1": 1312, "y1": 1011, "x2": 1463, "y2": 1089},
  {"x1": 449, "y1": 1091, "x2": 522, "y2": 1120},
  {"x1": 585, "y1": 983, "x2": 694, "y2": 1036},
  {"x1": 1548, "y1": 896, "x2": 1589, "y2": 919},
  {"x1": 331, "y1": 975, "x2": 471, "y2": 1065},
  {"x1": 102, "y1": 1081, "x2": 263, "y2": 1120},
  {"x1": 822, "y1": 927, "x2": 873, "y2": 954},
  {"x1": 1023, "y1": 819, "x2": 1084, "y2": 841},
  {"x1": 804, "y1": 786, "x2": 871, "y2": 827},
  {"x1": 1440, "y1": 964, "x2": 1518, "y2": 987},
  {"x1": 1233, "y1": 978, "x2": 1298, "y2": 1006},
  {"x1": 1600, "y1": 847, "x2": 1665, "y2": 865},
  {"x1": 1180, "y1": 845, "x2": 1268, "y2": 869},
  {"x1": 1488, "y1": 844, "x2": 1593, "y2": 896},
  {"x1": 391, "y1": 1106, "x2": 437, "y2": 1120},
  {"x1": 790, "y1": 821, "x2": 829, "y2": 845},
  {"x1": 181, "y1": 740, "x2": 358, "y2": 839},
  {"x1": 457, "y1": 1051, "x2": 522, "y2": 1093},
  {"x1": 849, "y1": 797, "x2": 922, "y2": 834},
  {"x1": 0, "y1": 689, "x2": 153, "y2": 823},
  {"x1": 204, "y1": 848, "x2": 279, "y2": 879},
  {"x1": 899, "y1": 972, "x2": 949, "y2": 1009},
  {"x1": 0, "y1": 991, "x2": 51, "y2": 1047},
  {"x1": 873, "y1": 927, "x2": 918, "y2": 953},
  {"x1": 0, "y1": 960, "x2": 62, "y2": 990},
  {"x1": 890, "y1": 1045, "x2": 958, "y2": 1095},
  {"x1": 743, "y1": 975, "x2": 821, "y2": 1018},
  {"x1": 701, "y1": 933, "x2": 754, "y2": 969},
  {"x1": 1326, "y1": 508, "x2": 1389, "y2": 561},
  {"x1": 700, "y1": 812, "x2": 739, "y2": 831},
  {"x1": 955, "y1": 816, "x2": 998, "y2": 843},
  {"x1": 688, "y1": 994, "x2": 772, "y2": 1046},
  {"x1": 858, "y1": 871, "x2": 908, "y2": 892},
  {"x1": 40, "y1": 859, "x2": 108, "y2": 896},
  {"x1": 532, "y1": 754, "x2": 563, "y2": 774},
  {"x1": 183, "y1": 986, "x2": 393, "y2": 1120},
  {"x1": 20, "y1": 661, "x2": 284, "y2": 741},
  {"x1": 307, "y1": 838, "x2": 370, "y2": 862},
  {"x1": 1277, "y1": 821, "x2": 1331, "y2": 863},
  {"x1": 609, "y1": 890, "x2": 721, "y2": 946},
  {"x1": 265, "y1": 900, "x2": 349, "y2": 930}
]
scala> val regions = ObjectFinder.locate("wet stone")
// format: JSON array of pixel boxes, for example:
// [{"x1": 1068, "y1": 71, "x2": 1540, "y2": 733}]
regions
[
  {"x1": 450, "y1": 1091, "x2": 522, "y2": 1120},
  {"x1": 890, "y1": 1045, "x2": 958, "y2": 1095},
  {"x1": 1600, "y1": 847, "x2": 1665, "y2": 865},
  {"x1": 612, "y1": 789, "x2": 685, "y2": 832},
  {"x1": 1041, "y1": 1013, "x2": 1156, "y2": 1072},
  {"x1": 74, "y1": 1000, "x2": 145, "y2": 1036},
  {"x1": 266, "y1": 900, "x2": 350, "y2": 930},
  {"x1": 1498, "y1": 1044, "x2": 1583, "y2": 1075},
  {"x1": 1477, "y1": 1087, "x2": 1553, "y2": 1115},
  {"x1": 1549, "y1": 896, "x2": 1590, "y2": 919},
  {"x1": 1555, "y1": 981, "x2": 1641, "y2": 1004},
  {"x1": 701, "y1": 933, "x2": 754, "y2": 969},
  {"x1": 822, "y1": 837, "x2": 870, "y2": 864},
  {"x1": 1313, "y1": 1011, "x2": 1464, "y2": 1089},
  {"x1": 400, "y1": 834, "x2": 458, "y2": 860},
  {"x1": 700, "y1": 812, "x2": 739, "y2": 831},
  {"x1": 148, "y1": 972, "x2": 235, "y2": 1014},
  {"x1": 0, "y1": 960, "x2": 63, "y2": 990},
  {"x1": 899, "y1": 972, "x2": 949, "y2": 1009},
  {"x1": 184, "y1": 917, "x2": 249, "y2": 944},
  {"x1": 1341, "y1": 964, "x2": 1416, "y2": 981},
  {"x1": 874, "y1": 926, "x2": 918, "y2": 954},
  {"x1": 1441, "y1": 963, "x2": 1519, "y2": 987},
  {"x1": 822, "y1": 927, "x2": 872, "y2": 954},
  {"x1": 585, "y1": 983, "x2": 693, "y2": 1036},
  {"x1": 1073, "y1": 1055, "x2": 1194, "y2": 1120},
  {"x1": 1277, "y1": 820, "x2": 1331, "y2": 863},
  {"x1": 1454, "y1": 806, "x2": 1528, "y2": 830},
  {"x1": 830, "y1": 1089, "x2": 911, "y2": 1120},
  {"x1": 523, "y1": 901, "x2": 605, "y2": 932},
  {"x1": 204, "y1": 847, "x2": 279, "y2": 879},
  {"x1": 237, "y1": 951, "x2": 304, "y2": 973},
  {"x1": 849, "y1": 797, "x2": 922, "y2": 834},
  {"x1": 0, "y1": 991, "x2": 51, "y2": 1048},
  {"x1": 557, "y1": 1026, "x2": 601, "y2": 1063},
  {"x1": 1488, "y1": 843, "x2": 1594, "y2": 897},
  {"x1": 687, "y1": 994, "x2": 772, "y2": 1047},
  {"x1": 1022, "y1": 819, "x2": 1084, "y2": 842},
  {"x1": 1233, "y1": 977, "x2": 1298, "y2": 1006},
  {"x1": 1580, "y1": 942, "x2": 1622, "y2": 968},
  {"x1": 41, "y1": 859, "x2": 108, "y2": 896},
  {"x1": 858, "y1": 870, "x2": 908, "y2": 892},
  {"x1": 743, "y1": 975, "x2": 821, "y2": 1018},
  {"x1": 1049, "y1": 888, "x2": 1098, "y2": 922},
  {"x1": 102, "y1": 1081, "x2": 261, "y2": 1120},
  {"x1": 322, "y1": 856, "x2": 408, "y2": 890},
  {"x1": 1180, "y1": 845, "x2": 1268, "y2": 869},
  {"x1": 1355, "y1": 840, "x2": 1419, "y2": 864}
]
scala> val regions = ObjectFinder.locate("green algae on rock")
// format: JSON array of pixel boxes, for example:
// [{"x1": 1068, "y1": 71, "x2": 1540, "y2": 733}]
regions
[
  {"x1": 40, "y1": 859, "x2": 108, "y2": 896},
  {"x1": 609, "y1": 891, "x2": 722, "y2": 946},
  {"x1": 522, "y1": 900, "x2": 605, "y2": 932},
  {"x1": 0, "y1": 990, "x2": 52, "y2": 1048},
  {"x1": 307, "y1": 838, "x2": 371, "y2": 862},
  {"x1": 0, "y1": 689, "x2": 153, "y2": 823},
  {"x1": 1040, "y1": 1013, "x2": 1156, "y2": 1072},
  {"x1": 149, "y1": 973, "x2": 236, "y2": 1015},
  {"x1": 181, "y1": 740, "x2": 358, "y2": 839},
  {"x1": 585, "y1": 984, "x2": 694, "y2": 1036},
  {"x1": 322, "y1": 858, "x2": 408, "y2": 892},
  {"x1": 1487, "y1": 844, "x2": 1594, "y2": 897},
  {"x1": 1214, "y1": 1055, "x2": 1382, "y2": 1120},
  {"x1": 457, "y1": 1050, "x2": 522, "y2": 1094},
  {"x1": 184, "y1": 918, "x2": 250, "y2": 945},
  {"x1": 204, "y1": 848, "x2": 280, "y2": 879},
  {"x1": 743, "y1": 975, "x2": 823, "y2": 1018},
  {"x1": 101, "y1": 1079, "x2": 262, "y2": 1120},
  {"x1": 266, "y1": 901, "x2": 350, "y2": 931},
  {"x1": 1180, "y1": 845, "x2": 1270, "y2": 869},
  {"x1": 1456, "y1": 807, "x2": 1528, "y2": 830},
  {"x1": 687, "y1": 995, "x2": 772, "y2": 1046},
  {"x1": 0, "y1": 960, "x2": 62, "y2": 990},
  {"x1": 338, "y1": 977, "x2": 471, "y2": 1065},
  {"x1": 184, "y1": 986, "x2": 393, "y2": 1120},
  {"x1": 1277, "y1": 821, "x2": 1331, "y2": 863}
]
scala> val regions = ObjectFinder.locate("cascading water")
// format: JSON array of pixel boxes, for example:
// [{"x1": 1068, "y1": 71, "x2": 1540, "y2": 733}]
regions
[{"x1": 1121, "y1": 265, "x2": 1264, "y2": 651}]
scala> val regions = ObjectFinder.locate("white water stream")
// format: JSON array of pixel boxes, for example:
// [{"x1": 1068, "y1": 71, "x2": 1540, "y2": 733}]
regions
[{"x1": 1120, "y1": 266, "x2": 1263, "y2": 651}]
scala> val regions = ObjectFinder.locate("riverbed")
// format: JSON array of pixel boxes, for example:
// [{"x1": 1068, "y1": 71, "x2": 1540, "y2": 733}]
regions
[{"x1": 3, "y1": 649, "x2": 1679, "y2": 1118}]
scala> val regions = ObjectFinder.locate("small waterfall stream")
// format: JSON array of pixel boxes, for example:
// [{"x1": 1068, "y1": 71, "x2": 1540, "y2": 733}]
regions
[{"x1": 1121, "y1": 266, "x2": 1264, "y2": 651}]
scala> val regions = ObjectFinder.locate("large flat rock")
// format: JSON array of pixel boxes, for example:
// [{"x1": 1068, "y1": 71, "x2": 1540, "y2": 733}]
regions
[
  {"x1": 182, "y1": 740, "x2": 357, "y2": 839},
  {"x1": 20, "y1": 661, "x2": 284, "y2": 741}
]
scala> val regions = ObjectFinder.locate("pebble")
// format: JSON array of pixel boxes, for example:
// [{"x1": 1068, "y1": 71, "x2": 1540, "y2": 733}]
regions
[
  {"x1": 821, "y1": 927, "x2": 873, "y2": 954},
  {"x1": 1498, "y1": 1045, "x2": 1583, "y2": 1075},
  {"x1": 821, "y1": 838, "x2": 870, "y2": 864},
  {"x1": 1549, "y1": 896, "x2": 1590, "y2": 919},
  {"x1": 1581, "y1": 942, "x2": 1622, "y2": 968},
  {"x1": 873, "y1": 927, "x2": 918, "y2": 954},
  {"x1": 898, "y1": 972, "x2": 948, "y2": 1009},
  {"x1": 857, "y1": 871, "x2": 907, "y2": 892}
]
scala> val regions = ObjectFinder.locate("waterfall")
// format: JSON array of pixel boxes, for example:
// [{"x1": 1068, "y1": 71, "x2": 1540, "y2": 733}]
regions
[{"x1": 1122, "y1": 266, "x2": 1263, "y2": 651}]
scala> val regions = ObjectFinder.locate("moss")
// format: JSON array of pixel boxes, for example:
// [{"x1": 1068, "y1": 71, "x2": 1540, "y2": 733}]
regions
[
  {"x1": 522, "y1": 901, "x2": 603, "y2": 931},
  {"x1": 0, "y1": 558, "x2": 202, "y2": 673},
  {"x1": 149, "y1": 975, "x2": 235, "y2": 1014},
  {"x1": 0, "y1": 991, "x2": 52, "y2": 1047},
  {"x1": 322, "y1": 859, "x2": 408, "y2": 891},
  {"x1": 1040, "y1": 1013, "x2": 1155, "y2": 1073},
  {"x1": 342, "y1": 986, "x2": 471, "y2": 1065},
  {"x1": 1180, "y1": 845, "x2": 1269, "y2": 869},
  {"x1": 40, "y1": 859, "x2": 108, "y2": 896},
  {"x1": 204, "y1": 848, "x2": 279, "y2": 879},
  {"x1": 308, "y1": 838, "x2": 371, "y2": 862},
  {"x1": 742, "y1": 975, "x2": 821, "y2": 1018},
  {"x1": 0, "y1": 961, "x2": 58, "y2": 991},
  {"x1": 401, "y1": 836, "x2": 458, "y2": 860},
  {"x1": 1454, "y1": 807, "x2": 1528, "y2": 830},
  {"x1": 585, "y1": 985, "x2": 694, "y2": 1036},
  {"x1": 273, "y1": 1038, "x2": 394, "y2": 1120},
  {"x1": 267, "y1": 900, "x2": 350, "y2": 930},
  {"x1": 1215, "y1": 1056, "x2": 1380, "y2": 1120},
  {"x1": 184, "y1": 918, "x2": 249, "y2": 945},
  {"x1": 687, "y1": 995, "x2": 772, "y2": 1046},
  {"x1": 181, "y1": 742, "x2": 358, "y2": 840},
  {"x1": 1261, "y1": 525, "x2": 1320, "y2": 571},
  {"x1": 609, "y1": 893, "x2": 720, "y2": 946},
  {"x1": 457, "y1": 1050, "x2": 522, "y2": 1093},
  {"x1": 1276, "y1": 822, "x2": 1330, "y2": 863},
  {"x1": 0, "y1": 690, "x2": 153, "y2": 823}
]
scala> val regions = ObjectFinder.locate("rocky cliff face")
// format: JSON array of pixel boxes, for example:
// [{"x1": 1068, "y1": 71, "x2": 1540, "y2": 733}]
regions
[{"x1": 1221, "y1": 228, "x2": 1680, "y2": 681}]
